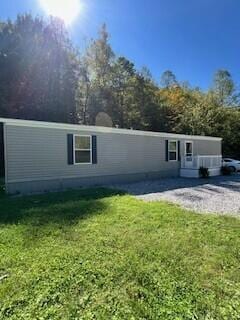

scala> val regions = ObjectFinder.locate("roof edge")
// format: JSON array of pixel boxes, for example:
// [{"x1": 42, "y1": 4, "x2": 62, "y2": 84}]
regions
[{"x1": 0, "y1": 117, "x2": 222, "y2": 141}]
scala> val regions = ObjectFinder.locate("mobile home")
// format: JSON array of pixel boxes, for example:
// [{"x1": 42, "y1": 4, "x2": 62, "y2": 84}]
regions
[{"x1": 0, "y1": 118, "x2": 222, "y2": 194}]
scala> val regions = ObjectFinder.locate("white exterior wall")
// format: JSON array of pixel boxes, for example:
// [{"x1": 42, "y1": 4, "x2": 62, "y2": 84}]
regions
[
  {"x1": 1, "y1": 118, "x2": 222, "y2": 194},
  {"x1": 5, "y1": 125, "x2": 180, "y2": 182}
]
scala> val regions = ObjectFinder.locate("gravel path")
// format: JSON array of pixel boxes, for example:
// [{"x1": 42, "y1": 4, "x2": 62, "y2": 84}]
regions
[{"x1": 111, "y1": 175, "x2": 240, "y2": 216}]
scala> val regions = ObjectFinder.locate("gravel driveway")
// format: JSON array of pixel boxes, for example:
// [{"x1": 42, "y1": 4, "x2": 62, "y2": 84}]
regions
[{"x1": 111, "y1": 175, "x2": 240, "y2": 216}]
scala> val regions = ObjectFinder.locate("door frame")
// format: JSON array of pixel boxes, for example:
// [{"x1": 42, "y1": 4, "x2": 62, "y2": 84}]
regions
[{"x1": 184, "y1": 141, "x2": 194, "y2": 167}]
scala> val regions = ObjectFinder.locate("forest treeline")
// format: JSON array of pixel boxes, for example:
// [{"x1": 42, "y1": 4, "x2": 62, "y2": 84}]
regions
[{"x1": 0, "y1": 15, "x2": 240, "y2": 157}]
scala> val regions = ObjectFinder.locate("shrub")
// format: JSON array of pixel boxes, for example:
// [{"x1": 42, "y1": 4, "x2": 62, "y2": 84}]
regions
[
  {"x1": 221, "y1": 165, "x2": 232, "y2": 176},
  {"x1": 199, "y1": 166, "x2": 209, "y2": 178}
]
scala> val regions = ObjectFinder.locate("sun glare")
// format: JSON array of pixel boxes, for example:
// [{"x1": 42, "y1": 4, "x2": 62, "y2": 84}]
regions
[{"x1": 39, "y1": 0, "x2": 82, "y2": 25}]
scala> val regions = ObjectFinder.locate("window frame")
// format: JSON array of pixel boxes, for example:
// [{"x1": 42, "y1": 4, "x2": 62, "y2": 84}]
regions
[
  {"x1": 168, "y1": 140, "x2": 178, "y2": 162},
  {"x1": 73, "y1": 134, "x2": 92, "y2": 165}
]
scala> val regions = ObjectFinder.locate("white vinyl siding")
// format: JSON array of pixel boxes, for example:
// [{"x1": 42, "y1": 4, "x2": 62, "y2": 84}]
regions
[{"x1": 4, "y1": 124, "x2": 221, "y2": 184}]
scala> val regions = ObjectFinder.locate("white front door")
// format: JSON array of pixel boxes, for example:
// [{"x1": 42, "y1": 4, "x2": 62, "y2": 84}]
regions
[{"x1": 185, "y1": 141, "x2": 193, "y2": 168}]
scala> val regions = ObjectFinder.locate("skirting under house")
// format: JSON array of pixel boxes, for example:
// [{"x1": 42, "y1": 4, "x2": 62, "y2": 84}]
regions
[{"x1": 0, "y1": 118, "x2": 222, "y2": 195}]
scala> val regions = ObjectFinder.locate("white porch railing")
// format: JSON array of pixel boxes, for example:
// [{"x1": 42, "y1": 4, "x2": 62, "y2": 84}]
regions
[{"x1": 181, "y1": 155, "x2": 222, "y2": 169}]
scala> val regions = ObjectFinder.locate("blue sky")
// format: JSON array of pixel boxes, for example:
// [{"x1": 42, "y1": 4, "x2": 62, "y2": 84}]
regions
[{"x1": 1, "y1": 0, "x2": 240, "y2": 89}]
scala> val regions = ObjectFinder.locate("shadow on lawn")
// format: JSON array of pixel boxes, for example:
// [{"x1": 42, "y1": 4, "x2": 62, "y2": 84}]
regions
[{"x1": 0, "y1": 187, "x2": 125, "y2": 226}]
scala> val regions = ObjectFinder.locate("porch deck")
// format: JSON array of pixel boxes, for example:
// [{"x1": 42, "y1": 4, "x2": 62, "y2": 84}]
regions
[{"x1": 180, "y1": 155, "x2": 222, "y2": 178}]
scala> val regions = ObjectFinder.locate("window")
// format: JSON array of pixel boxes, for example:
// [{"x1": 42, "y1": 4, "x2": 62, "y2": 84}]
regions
[
  {"x1": 168, "y1": 140, "x2": 177, "y2": 161},
  {"x1": 185, "y1": 142, "x2": 193, "y2": 161},
  {"x1": 74, "y1": 135, "x2": 92, "y2": 164}
]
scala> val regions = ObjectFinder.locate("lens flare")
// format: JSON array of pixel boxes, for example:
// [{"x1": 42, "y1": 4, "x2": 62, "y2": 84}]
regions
[{"x1": 39, "y1": 0, "x2": 82, "y2": 24}]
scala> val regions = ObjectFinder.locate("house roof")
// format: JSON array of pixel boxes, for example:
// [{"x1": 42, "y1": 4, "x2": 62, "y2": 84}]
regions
[{"x1": 0, "y1": 117, "x2": 222, "y2": 141}]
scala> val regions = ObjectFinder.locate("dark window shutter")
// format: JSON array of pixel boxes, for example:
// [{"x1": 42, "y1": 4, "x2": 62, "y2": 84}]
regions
[
  {"x1": 178, "y1": 141, "x2": 181, "y2": 161},
  {"x1": 67, "y1": 134, "x2": 74, "y2": 165},
  {"x1": 165, "y1": 140, "x2": 169, "y2": 161},
  {"x1": 92, "y1": 135, "x2": 97, "y2": 164}
]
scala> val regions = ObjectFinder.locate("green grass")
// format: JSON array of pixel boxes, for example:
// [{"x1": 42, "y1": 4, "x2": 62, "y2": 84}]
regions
[{"x1": 0, "y1": 188, "x2": 240, "y2": 320}]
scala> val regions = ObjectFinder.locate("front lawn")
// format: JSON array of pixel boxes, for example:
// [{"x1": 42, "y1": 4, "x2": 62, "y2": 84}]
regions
[{"x1": 0, "y1": 188, "x2": 239, "y2": 319}]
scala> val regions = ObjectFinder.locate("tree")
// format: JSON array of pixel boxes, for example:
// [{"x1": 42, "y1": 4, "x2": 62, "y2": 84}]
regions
[
  {"x1": 1, "y1": 16, "x2": 240, "y2": 159},
  {"x1": 85, "y1": 24, "x2": 114, "y2": 85},
  {"x1": 0, "y1": 14, "x2": 80, "y2": 123},
  {"x1": 212, "y1": 69, "x2": 235, "y2": 106},
  {"x1": 130, "y1": 72, "x2": 159, "y2": 130},
  {"x1": 110, "y1": 57, "x2": 136, "y2": 127},
  {"x1": 160, "y1": 70, "x2": 177, "y2": 88},
  {"x1": 78, "y1": 24, "x2": 115, "y2": 124},
  {"x1": 140, "y1": 66, "x2": 153, "y2": 82},
  {"x1": 110, "y1": 59, "x2": 159, "y2": 130},
  {"x1": 76, "y1": 59, "x2": 91, "y2": 124}
]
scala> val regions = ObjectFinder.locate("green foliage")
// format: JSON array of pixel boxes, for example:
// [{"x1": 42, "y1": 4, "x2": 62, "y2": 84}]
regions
[
  {"x1": 0, "y1": 14, "x2": 80, "y2": 123},
  {"x1": 199, "y1": 166, "x2": 210, "y2": 178},
  {"x1": 158, "y1": 85, "x2": 240, "y2": 158},
  {"x1": 212, "y1": 69, "x2": 236, "y2": 106},
  {"x1": 0, "y1": 15, "x2": 240, "y2": 158},
  {"x1": 0, "y1": 188, "x2": 240, "y2": 319},
  {"x1": 76, "y1": 24, "x2": 115, "y2": 124},
  {"x1": 160, "y1": 70, "x2": 178, "y2": 88}
]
